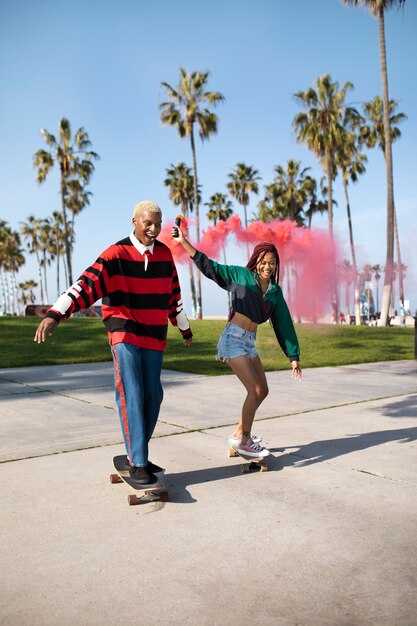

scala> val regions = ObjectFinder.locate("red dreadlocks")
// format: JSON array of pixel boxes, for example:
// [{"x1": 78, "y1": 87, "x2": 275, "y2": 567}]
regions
[{"x1": 246, "y1": 242, "x2": 280, "y2": 283}]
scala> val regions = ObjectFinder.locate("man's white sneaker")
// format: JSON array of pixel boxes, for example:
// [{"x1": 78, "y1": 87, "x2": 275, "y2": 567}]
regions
[
  {"x1": 228, "y1": 432, "x2": 262, "y2": 450},
  {"x1": 237, "y1": 438, "x2": 270, "y2": 458}
]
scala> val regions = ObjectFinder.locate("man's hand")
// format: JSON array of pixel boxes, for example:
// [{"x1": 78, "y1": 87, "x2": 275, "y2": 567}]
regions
[
  {"x1": 183, "y1": 337, "x2": 192, "y2": 347},
  {"x1": 34, "y1": 317, "x2": 58, "y2": 343}
]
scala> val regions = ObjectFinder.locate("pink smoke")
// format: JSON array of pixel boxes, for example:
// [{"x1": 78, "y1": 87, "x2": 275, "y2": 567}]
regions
[{"x1": 159, "y1": 215, "x2": 338, "y2": 320}]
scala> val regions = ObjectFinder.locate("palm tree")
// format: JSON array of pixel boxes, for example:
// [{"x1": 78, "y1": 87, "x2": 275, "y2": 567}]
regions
[
  {"x1": 227, "y1": 163, "x2": 260, "y2": 228},
  {"x1": 0, "y1": 220, "x2": 9, "y2": 312},
  {"x1": 343, "y1": 0, "x2": 406, "y2": 325},
  {"x1": 19, "y1": 279, "x2": 38, "y2": 311},
  {"x1": 271, "y1": 159, "x2": 316, "y2": 226},
  {"x1": 304, "y1": 177, "x2": 329, "y2": 228},
  {"x1": 360, "y1": 95, "x2": 407, "y2": 308},
  {"x1": 160, "y1": 68, "x2": 225, "y2": 318},
  {"x1": 164, "y1": 162, "x2": 199, "y2": 317},
  {"x1": 340, "y1": 259, "x2": 355, "y2": 318},
  {"x1": 33, "y1": 117, "x2": 99, "y2": 285},
  {"x1": 65, "y1": 178, "x2": 92, "y2": 235},
  {"x1": 293, "y1": 75, "x2": 359, "y2": 237},
  {"x1": 38, "y1": 219, "x2": 54, "y2": 304},
  {"x1": 372, "y1": 264, "x2": 382, "y2": 313},
  {"x1": 20, "y1": 215, "x2": 45, "y2": 304},
  {"x1": 205, "y1": 193, "x2": 234, "y2": 228},
  {"x1": 49, "y1": 211, "x2": 68, "y2": 297},
  {"x1": 0, "y1": 227, "x2": 25, "y2": 314},
  {"x1": 293, "y1": 74, "x2": 360, "y2": 321},
  {"x1": 205, "y1": 193, "x2": 234, "y2": 310},
  {"x1": 336, "y1": 128, "x2": 367, "y2": 324},
  {"x1": 392, "y1": 262, "x2": 407, "y2": 311}
]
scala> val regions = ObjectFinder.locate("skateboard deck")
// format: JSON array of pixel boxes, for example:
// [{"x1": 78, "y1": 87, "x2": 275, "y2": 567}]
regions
[
  {"x1": 110, "y1": 455, "x2": 169, "y2": 505},
  {"x1": 228, "y1": 446, "x2": 269, "y2": 473}
]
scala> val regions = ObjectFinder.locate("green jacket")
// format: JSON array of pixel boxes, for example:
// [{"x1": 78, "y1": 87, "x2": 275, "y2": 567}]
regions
[{"x1": 192, "y1": 251, "x2": 300, "y2": 361}]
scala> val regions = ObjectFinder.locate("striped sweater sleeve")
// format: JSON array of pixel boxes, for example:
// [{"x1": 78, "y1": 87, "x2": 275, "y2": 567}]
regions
[
  {"x1": 45, "y1": 256, "x2": 108, "y2": 322},
  {"x1": 168, "y1": 262, "x2": 192, "y2": 339}
]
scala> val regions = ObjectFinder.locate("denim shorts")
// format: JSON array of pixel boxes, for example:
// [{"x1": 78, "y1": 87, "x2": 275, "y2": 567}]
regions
[{"x1": 216, "y1": 322, "x2": 258, "y2": 362}]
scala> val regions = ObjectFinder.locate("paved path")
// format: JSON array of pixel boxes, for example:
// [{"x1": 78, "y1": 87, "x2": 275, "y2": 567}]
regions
[{"x1": 1, "y1": 360, "x2": 416, "y2": 625}]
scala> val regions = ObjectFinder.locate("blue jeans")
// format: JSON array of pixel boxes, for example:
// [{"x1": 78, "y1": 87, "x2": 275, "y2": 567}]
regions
[{"x1": 111, "y1": 343, "x2": 164, "y2": 467}]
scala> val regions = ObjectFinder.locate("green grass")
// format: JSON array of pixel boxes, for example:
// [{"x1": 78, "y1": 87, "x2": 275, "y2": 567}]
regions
[{"x1": 1, "y1": 316, "x2": 414, "y2": 373}]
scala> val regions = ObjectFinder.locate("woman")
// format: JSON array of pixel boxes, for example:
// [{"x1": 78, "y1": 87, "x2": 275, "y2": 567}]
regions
[{"x1": 173, "y1": 225, "x2": 301, "y2": 458}]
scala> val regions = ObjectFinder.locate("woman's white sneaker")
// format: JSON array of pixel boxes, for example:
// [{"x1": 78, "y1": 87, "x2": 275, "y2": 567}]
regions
[
  {"x1": 237, "y1": 438, "x2": 270, "y2": 458},
  {"x1": 228, "y1": 432, "x2": 262, "y2": 450}
]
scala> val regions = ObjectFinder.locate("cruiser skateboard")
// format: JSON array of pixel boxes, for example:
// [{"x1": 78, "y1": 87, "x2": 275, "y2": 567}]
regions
[
  {"x1": 110, "y1": 455, "x2": 169, "y2": 505},
  {"x1": 228, "y1": 446, "x2": 269, "y2": 473}
]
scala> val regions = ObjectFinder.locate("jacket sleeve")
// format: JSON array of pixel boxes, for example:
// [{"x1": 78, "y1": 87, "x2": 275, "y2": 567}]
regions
[
  {"x1": 45, "y1": 255, "x2": 109, "y2": 323},
  {"x1": 270, "y1": 287, "x2": 300, "y2": 361},
  {"x1": 168, "y1": 261, "x2": 192, "y2": 340},
  {"x1": 192, "y1": 250, "x2": 239, "y2": 292}
]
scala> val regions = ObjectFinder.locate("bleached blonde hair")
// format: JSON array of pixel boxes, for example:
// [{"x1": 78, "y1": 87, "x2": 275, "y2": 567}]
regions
[{"x1": 133, "y1": 200, "x2": 162, "y2": 218}]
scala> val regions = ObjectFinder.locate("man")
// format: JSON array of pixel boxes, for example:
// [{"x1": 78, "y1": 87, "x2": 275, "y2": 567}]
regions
[{"x1": 34, "y1": 201, "x2": 193, "y2": 485}]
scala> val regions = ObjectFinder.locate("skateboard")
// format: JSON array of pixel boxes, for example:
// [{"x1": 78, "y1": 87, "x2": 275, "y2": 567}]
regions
[
  {"x1": 109, "y1": 455, "x2": 169, "y2": 506},
  {"x1": 227, "y1": 446, "x2": 269, "y2": 473}
]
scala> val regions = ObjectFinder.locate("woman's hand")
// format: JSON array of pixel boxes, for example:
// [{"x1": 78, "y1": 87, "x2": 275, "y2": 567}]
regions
[
  {"x1": 171, "y1": 226, "x2": 197, "y2": 258},
  {"x1": 171, "y1": 225, "x2": 185, "y2": 244},
  {"x1": 291, "y1": 360, "x2": 302, "y2": 381}
]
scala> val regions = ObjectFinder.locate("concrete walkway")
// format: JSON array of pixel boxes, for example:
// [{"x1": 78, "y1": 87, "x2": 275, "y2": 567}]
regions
[{"x1": 0, "y1": 360, "x2": 416, "y2": 625}]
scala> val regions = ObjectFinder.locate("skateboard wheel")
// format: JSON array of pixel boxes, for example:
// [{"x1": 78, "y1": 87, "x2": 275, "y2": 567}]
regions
[
  {"x1": 228, "y1": 448, "x2": 238, "y2": 458},
  {"x1": 160, "y1": 491, "x2": 169, "y2": 502},
  {"x1": 260, "y1": 465, "x2": 268, "y2": 472},
  {"x1": 240, "y1": 464, "x2": 250, "y2": 473},
  {"x1": 110, "y1": 474, "x2": 122, "y2": 484},
  {"x1": 128, "y1": 494, "x2": 140, "y2": 506}
]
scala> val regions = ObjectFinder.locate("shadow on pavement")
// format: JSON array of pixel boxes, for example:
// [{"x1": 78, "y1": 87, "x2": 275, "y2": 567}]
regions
[
  {"x1": 164, "y1": 460, "x2": 282, "y2": 504},
  {"x1": 377, "y1": 395, "x2": 417, "y2": 419},
  {"x1": 270, "y1": 425, "x2": 417, "y2": 469}
]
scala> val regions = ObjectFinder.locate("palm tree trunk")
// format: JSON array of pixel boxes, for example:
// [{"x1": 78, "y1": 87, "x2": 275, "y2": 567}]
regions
[
  {"x1": 223, "y1": 245, "x2": 232, "y2": 311},
  {"x1": 326, "y1": 152, "x2": 338, "y2": 323},
  {"x1": 60, "y1": 169, "x2": 73, "y2": 285},
  {"x1": 377, "y1": 7, "x2": 395, "y2": 326},
  {"x1": 43, "y1": 253, "x2": 49, "y2": 304},
  {"x1": 35, "y1": 250, "x2": 45, "y2": 304},
  {"x1": 56, "y1": 235, "x2": 61, "y2": 298},
  {"x1": 183, "y1": 200, "x2": 197, "y2": 316},
  {"x1": 343, "y1": 179, "x2": 361, "y2": 325},
  {"x1": 189, "y1": 127, "x2": 202, "y2": 318},
  {"x1": 0, "y1": 269, "x2": 6, "y2": 314},
  {"x1": 12, "y1": 271, "x2": 20, "y2": 315},
  {"x1": 63, "y1": 255, "x2": 69, "y2": 286},
  {"x1": 326, "y1": 152, "x2": 333, "y2": 237},
  {"x1": 4, "y1": 273, "x2": 11, "y2": 314},
  {"x1": 188, "y1": 259, "x2": 197, "y2": 319},
  {"x1": 393, "y1": 203, "x2": 404, "y2": 304},
  {"x1": 243, "y1": 199, "x2": 250, "y2": 259}
]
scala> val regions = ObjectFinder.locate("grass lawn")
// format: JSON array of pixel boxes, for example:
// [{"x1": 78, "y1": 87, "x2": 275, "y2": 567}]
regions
[{"x1": 1, "y1": 316, "x2": 414, "y2": 374}]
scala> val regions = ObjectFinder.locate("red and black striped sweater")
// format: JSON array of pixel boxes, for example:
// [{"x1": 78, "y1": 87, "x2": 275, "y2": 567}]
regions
[{"x1": 46, "y1": 235, "x2": 192, "y2": 351}]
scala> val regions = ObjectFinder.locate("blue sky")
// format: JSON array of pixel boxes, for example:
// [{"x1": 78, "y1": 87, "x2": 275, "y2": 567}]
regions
[{"x1": 1, "y1": 0, "x2": 416, "y2": 316}]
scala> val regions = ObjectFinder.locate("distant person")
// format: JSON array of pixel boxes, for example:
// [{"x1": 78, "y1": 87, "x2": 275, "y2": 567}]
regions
[
  {"x1": 173, "y1": 224, "x2": 301, "y2": 459},
  {"x1": 34, "y1": 201, "x2": 193, "y2": 485},
  {"x1": 399, "y1": 301, "x2": 406, "y2": 327}
]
